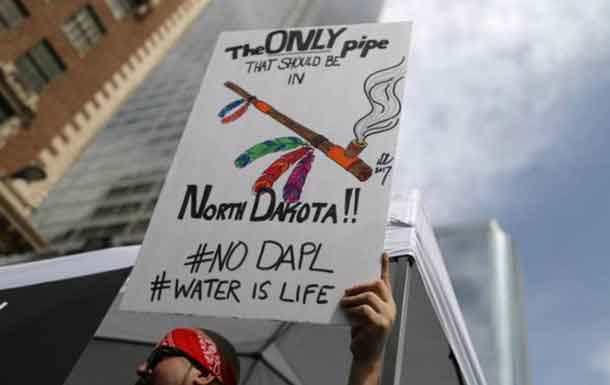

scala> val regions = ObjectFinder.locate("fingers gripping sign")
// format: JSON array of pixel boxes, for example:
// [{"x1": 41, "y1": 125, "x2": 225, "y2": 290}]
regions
[{"x1": 340, "y1": 253, "x2": 396, "y2": 378}]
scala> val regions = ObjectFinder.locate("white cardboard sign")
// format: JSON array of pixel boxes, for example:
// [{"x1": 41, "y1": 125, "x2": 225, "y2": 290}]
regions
[{"x1": 121, "y1": 22, "x2": 412, "y2": 324}]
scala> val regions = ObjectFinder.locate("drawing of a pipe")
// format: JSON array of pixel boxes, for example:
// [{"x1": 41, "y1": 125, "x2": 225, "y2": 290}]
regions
[{"x1": 224, "y1": 81, "x2": 373, "y2": 182}]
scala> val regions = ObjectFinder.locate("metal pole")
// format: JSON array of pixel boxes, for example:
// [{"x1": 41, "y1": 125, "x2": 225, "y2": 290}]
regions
[{"x1": 380, "y1": 256, "x2": 413, "y2": 385}]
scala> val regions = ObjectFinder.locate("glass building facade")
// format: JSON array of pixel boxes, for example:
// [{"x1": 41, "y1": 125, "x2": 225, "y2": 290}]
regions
[{"x1": 436, "y1": 220, "x2": 532, "y2": 385}]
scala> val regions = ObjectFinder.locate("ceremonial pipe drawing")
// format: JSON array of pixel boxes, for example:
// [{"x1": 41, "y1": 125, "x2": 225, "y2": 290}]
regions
[{"x1": 224, "y1": 81, "x2": 373, "y2": 182}]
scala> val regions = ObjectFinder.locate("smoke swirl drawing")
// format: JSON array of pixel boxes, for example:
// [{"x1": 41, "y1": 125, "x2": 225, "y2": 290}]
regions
[{"x1": 346, "y1": 57, "x2": 406, "y2": 157}]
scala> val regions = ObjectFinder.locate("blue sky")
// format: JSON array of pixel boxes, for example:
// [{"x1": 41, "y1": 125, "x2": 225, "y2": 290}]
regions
[{"x1": 381, "y1": 1, "x2": 610, "y2": 384}]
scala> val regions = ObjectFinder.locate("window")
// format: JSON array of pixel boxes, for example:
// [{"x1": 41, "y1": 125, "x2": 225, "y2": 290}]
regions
[
  {"x1": 62, "y1": 5, "x2": 105, "y2": 55},
  {"x1": 105, "y1": 0, "x2": 137, "y2": 20},
  {"x1": 0, "y1": 0, "x2": 28, "y2": 29},
  {"x1": 104, "y1": 182, "x2": 155, "y2": 200},
  {"x1": 146, "y1": 198, "x2": 157, "y2": 210},
  {"x1": 51, "y1": 230, "x2": 75, "y2": 243},
  {"x1": 79, "y1": 223, "x2": 127, "y2": 238},
  {"x1": 131, "y1": 219, "x2": 150, "y2": 235},
  {"x1": 106, "y1": 185, "x2": 130, "y2": 199},
  {"x1": 79, "y1": 225, "x2": 106, "y2": 238},
  {"x1": 132, "y1": 183, "x2": 153, "y2": 194},
  {"x1": 91, "y1": 205, "x2": 121, "y2": 218},
  {"x1": 16, "y1": 40, "x2": 65, "y2": 92},
  {"x1": 82, "y1": 236, "x2": 112, "y2": 251},
  {"x1": 0, "y1": 94, "x2": 15, "y2": 125},
  {"x1": 105, "y1": 0, "x2": 151, "y2": 20}
]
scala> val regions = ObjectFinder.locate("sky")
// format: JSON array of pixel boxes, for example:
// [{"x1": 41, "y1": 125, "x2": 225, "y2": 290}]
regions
[{"x1": 380, "y1": 1, "x2": 610, "y2": 384}]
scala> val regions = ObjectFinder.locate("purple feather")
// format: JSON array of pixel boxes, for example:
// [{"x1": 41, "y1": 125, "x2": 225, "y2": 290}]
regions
[{"x1": 283, "y1": 150, "x2": 314, "y2": 203}]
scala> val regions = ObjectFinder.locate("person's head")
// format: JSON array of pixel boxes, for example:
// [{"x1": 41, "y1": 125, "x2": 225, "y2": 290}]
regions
[{"x1": 136, "y1": 328, "x2": 240, "y2": 385}]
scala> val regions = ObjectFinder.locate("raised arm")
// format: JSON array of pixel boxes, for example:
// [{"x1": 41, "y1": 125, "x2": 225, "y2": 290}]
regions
[{"x1": 340, "y1": 253, "x2": 396, "y2": 385}]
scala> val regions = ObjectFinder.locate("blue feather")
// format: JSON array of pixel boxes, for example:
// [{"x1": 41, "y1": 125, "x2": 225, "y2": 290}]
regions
[{"x1": 218, "y1": 99, "x2": 245, "y2": 118}]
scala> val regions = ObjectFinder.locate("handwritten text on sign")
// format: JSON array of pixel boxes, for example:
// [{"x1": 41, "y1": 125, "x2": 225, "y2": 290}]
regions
[
  {"x1": 149, "y1": 239, "x2": 334, "y2": 305},
  {"x1": 177, "y1": 185, "x2": 361, "y2": 224}
]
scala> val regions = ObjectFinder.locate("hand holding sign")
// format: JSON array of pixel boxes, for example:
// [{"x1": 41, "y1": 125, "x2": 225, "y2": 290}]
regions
[{"x1": 342, "y1": 253, "x2": 396, "y2": 385}]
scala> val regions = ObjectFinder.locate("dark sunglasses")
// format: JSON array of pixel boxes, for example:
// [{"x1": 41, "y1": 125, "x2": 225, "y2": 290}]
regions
[{"x1": 134, "y1": 346, "x2": 210, "y2": 385}]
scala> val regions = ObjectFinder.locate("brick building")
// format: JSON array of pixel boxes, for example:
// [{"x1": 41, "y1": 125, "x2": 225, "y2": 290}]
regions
[{"x1": 0, "y1": 0, "x2": 211, "y2": 254}]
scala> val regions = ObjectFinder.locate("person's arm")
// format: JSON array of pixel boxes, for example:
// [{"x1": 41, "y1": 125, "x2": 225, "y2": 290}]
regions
[{"x1": 340, "y1": 253, "x2": 396, "y2": 385}]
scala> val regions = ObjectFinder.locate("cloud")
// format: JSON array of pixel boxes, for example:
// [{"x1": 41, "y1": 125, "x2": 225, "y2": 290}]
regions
[{"x1": 381, "y1": 0, "x2": 610, "y2": 223}]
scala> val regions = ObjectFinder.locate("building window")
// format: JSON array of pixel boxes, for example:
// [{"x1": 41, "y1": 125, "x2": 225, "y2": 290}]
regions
[
  {"x1": 91, "y1": 205, "x2": 120, "y2": 218},
  {"x1": 52, "y1": 230, "x2": 75, "y2": 243},
  {"x1": 0, "y1": 94, "x2": 15, "y2": 125},
  {"x1": 82, "y1": 236, "x2": 113, "y2": 251},
  {"x1": 91, "y1": 202, "x2": 142, "y2": 218},
  {"x1": 106, "y1": 185, "x2": 130, "y2": 199},
  {"x1": 105, "y1": 0, "x2": 137, "y2": 20},
  {"x1": 133, "y1": 183, "x2": 154, "y2": 194},
  {"x1": 130, "y1": 219, "x2": 150, "y2": 235},
  {"x1": 107, "y1": 0, "x2": 153, "y2": 20},
  {"x1": 79, "y1": 223, "x2": 127, "y2": 238},
  {"x1": 0, "y1": 0, "x2": 28, "y2": 29},
  {"x1": 146, "y1": 198, "x2": 157, "y2": 210},
  {"x1": 62, "y1": 5, "x2": 105, "y2": 56},
  {"x1": 15, "y1": 40, "x2": 66, "y2": 92}
]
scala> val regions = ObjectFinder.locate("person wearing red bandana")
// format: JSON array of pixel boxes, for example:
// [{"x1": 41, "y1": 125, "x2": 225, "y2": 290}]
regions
[
  {"x1": 135, "y1": 254, "x2": 395, "y2": 385},
  {"x1": 135, "y1": 328, "x2": 239, "y2": 385}
]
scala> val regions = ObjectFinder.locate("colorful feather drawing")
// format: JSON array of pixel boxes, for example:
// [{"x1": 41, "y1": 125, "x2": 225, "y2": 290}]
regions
[
  {"x1": 221, "y1": 102, "x2": 250, "y2": 124},
  {"x1": 234, "y1": 137, "x2": 305, "y2": 168},
  {"x1": 253, "y1": 147, "x2": 312, "y2": 193},
  {"x1": 217, "y1": 98, "x2": 244, "y2": 118},
  {"x1": 283, "y1": 151, "x2": 315, "y2": 203}
]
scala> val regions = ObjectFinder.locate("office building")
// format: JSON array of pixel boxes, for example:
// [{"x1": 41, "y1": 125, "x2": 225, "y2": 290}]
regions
[
  {"x1": 0, "y1": 0, "x2": 211, "y2": 254},
  {"x1": 436, "y1": 221, "x2": 532, "y2": 385}
]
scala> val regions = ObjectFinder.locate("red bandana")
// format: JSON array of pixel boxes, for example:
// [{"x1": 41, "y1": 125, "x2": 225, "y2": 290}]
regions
[{"x1": 157, "y1": 328, "x2": 236, "y2": 385}]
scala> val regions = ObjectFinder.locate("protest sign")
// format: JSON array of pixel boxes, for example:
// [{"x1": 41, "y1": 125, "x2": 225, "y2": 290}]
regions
[{"x1": 121, "y1": 22, "x2": 412, "y2": 324}]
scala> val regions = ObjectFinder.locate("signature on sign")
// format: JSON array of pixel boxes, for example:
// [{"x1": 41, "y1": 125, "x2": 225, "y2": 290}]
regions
[{"x1": 375, "y1": 152, "x2": 394, "y2": 186}]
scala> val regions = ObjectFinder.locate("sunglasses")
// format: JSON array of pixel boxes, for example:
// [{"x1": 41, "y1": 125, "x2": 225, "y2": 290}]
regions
[{"x1": 134, "y1": 346, "x2": 210, "y2": 385}]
